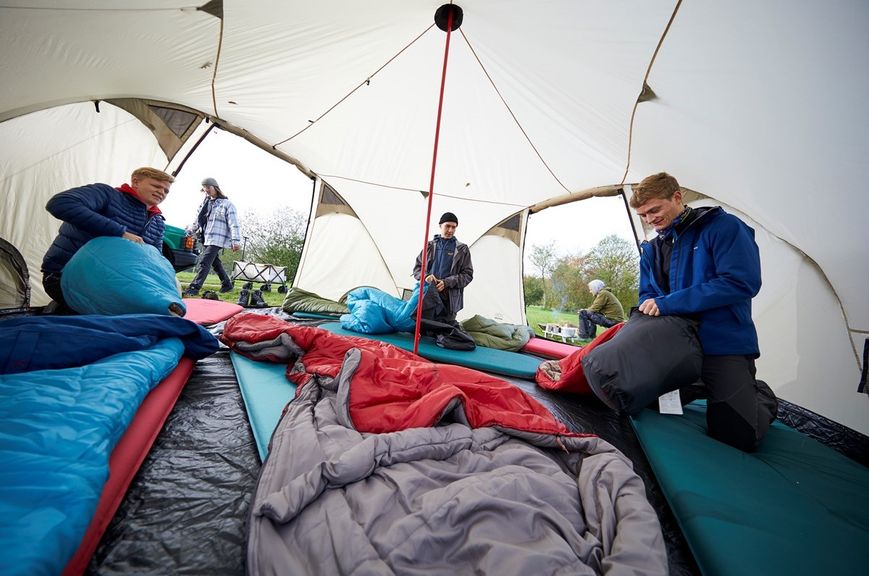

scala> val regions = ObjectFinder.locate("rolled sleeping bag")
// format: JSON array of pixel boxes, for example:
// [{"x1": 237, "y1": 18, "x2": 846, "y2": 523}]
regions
[
  {"x1": 61, "y1": 236, "x2": 185, "y2": 316},
  {"x1": 581, "y1": 309, "x2": 702, "y2": 415}
]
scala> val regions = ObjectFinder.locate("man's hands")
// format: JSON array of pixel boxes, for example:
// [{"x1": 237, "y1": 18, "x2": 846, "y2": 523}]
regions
[
  {"x1": 231, "y1": 242, "x2": 240, "y2": 252},
  {"x1": 638, "y1": 298, "x2": 660, "y2": 316},
  {"x1": 425, "y1": 274, "x2": 446, "y2": 292},
  {"x1": 122, "y1": 231, "x2": 144, "y2": 243}
]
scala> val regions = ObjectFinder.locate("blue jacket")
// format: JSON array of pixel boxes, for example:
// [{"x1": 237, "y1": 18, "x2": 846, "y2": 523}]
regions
[
  {"x1": 639, "y1": 206, "x2": 761, "y2": 356},
  {"x1": 41, "y1": 183, "x2": 165, "y2": 273}
]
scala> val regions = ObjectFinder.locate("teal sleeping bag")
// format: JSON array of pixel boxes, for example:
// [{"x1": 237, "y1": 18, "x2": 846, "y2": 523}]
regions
[{"x1": 62, "y1": 236, "x2": 185, "y2": 316}]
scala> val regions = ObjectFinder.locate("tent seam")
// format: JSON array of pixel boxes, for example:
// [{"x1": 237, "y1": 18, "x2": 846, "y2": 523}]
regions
[
  {"x1": 620, "y1": 0, "x2": 683, "y2": 186},
  {"x1": 272, "y1": 24, "x2": 435, "y2": 147},
  {"x1": 458, "y1": 29, "x2": 570, "y2": 195}
]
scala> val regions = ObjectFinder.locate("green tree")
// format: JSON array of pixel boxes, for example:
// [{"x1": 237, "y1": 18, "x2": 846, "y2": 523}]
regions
[
  {"x1": 523, "y1": 275, "x2": 544, "y2": 306},
  {"x1": 581, "y1": 234, "x2": 640, "y2": 313},
  {"x1": 528, "y1": 242, "x2": 557, "y2": 309},
  {"x1": 549, "y1": 253, "x2": 590, "y2": 314}
]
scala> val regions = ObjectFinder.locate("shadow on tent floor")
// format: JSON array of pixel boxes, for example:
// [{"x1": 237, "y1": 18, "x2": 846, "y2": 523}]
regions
[{"x1": 87, "y1": 344, "x2": 700, "y2": 576}]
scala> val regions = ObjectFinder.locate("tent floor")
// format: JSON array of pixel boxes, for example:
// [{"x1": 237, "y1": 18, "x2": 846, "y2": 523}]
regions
[{"x1": 87, "y1": 348, "x2": 700, "y2": 576}]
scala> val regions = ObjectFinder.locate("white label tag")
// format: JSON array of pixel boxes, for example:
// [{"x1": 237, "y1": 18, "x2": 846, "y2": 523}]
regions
[{"x1": 658, "y1": 390, "x2": 684, "y2": 415}]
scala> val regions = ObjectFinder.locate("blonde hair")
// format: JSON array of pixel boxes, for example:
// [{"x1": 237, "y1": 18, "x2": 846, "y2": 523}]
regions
[
  {"x1": 131, "y1": 167, "x2": 174, "y2": 183},
  {"x1": 629, "y1": 172, "x2": 680, "y2": 208}
]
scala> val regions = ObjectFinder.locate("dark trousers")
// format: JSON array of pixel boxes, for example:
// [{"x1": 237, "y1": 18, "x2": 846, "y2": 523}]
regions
[
  {"x1": 189, "y1": 245, "x2": 230, "y2": 290},
  {"x1": 41, "y1": 271, "x2": 75, "y2": 314},
  {"x1": 682, "y1": 355, "x2": 779, "y2": 452},
  {"x1": 578, "y1": 309, "x2": 620, "y2": 339}
]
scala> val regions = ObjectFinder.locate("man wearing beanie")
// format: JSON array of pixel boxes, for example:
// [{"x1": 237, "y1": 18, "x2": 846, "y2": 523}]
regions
[
  {"x1": 183, "y1": 177, "x2": 242, "y2": 296},
  {"x1": 413, "y1": 211, "x2": 473, "y2": 324}
]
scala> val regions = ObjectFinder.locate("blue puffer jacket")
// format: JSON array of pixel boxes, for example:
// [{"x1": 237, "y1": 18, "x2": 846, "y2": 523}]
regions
[
  {"x1": 638, "y1": 206, "x2": 761, "y2": 356},
  {"x1": 41, "y1": 183, "x2": 165, "y2": 274}
]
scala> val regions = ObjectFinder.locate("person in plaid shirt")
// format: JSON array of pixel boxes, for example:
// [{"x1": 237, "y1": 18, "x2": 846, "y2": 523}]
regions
[{"x1": 183, "y1": 177, "x2": 241, "y2": 296}]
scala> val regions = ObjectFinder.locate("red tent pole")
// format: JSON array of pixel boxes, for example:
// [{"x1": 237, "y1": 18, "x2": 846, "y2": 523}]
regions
[{"x1": 413, "y1": 6, "x2": 458, "y2": 355}]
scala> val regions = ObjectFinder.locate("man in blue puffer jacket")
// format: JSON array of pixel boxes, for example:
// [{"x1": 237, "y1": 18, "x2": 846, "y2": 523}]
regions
[
  {"x1": 41, "y1": 167, "x2": 173, "y2": 312},
  {"x1": 630, "y1": 172, "x2": 778, "y2": 451}
]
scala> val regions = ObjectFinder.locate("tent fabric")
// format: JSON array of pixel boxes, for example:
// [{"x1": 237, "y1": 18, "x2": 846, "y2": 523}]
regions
[
  {"x1": 0, "y1": 236, "x2": 29, "y2": 313},
  {"x1": 0, "y1": 338, "x2": 186, "y2": 576},
  {"x1": 631, "y1": 402, "x2": 869, "y2": 576},
  {"x1": 0, "y1": 2, "x2": 866, "y2": 433}
]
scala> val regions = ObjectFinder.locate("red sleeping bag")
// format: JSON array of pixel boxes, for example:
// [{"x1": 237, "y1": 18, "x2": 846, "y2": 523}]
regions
[{"x1": 534, "y1": 323, "x2": 625, "y2": 393}]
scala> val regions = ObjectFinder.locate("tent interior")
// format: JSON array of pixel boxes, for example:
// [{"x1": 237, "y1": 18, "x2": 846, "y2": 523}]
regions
[{"x1": 1, "y1": 1, "x2": 867, "y2": 574}]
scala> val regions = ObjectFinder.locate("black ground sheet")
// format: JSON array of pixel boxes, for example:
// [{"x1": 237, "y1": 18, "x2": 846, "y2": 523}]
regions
[{"x1": 87, "y1": 338, "x2": 699, "y2": 575}]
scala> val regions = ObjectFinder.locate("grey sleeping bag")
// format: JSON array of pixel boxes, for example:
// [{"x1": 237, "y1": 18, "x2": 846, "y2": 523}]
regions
[{"x1": 247, "y1": 347, "x2": 667, "y2": 575}]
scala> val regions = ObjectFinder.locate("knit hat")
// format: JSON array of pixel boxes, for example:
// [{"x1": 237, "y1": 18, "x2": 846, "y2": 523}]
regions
[
  {"x1": 439, "y1": 211, "x2": 458, "y2": 225},
  {"x1": 201, "y1": 177, "x2": 220, "y2": 188}
]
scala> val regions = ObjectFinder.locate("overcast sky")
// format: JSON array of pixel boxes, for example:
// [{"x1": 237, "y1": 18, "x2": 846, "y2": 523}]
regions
[{"x1": 159, "y1": 130, "x2": 637, "y2": 268}]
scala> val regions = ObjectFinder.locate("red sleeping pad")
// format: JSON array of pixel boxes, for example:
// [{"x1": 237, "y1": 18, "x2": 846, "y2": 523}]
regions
[
  {"x1": 521, "y1": 337, "x2": 580, "y2": 359},
  {"x1": 62, "y1": 300, "x2": 242, "y2": 576}
]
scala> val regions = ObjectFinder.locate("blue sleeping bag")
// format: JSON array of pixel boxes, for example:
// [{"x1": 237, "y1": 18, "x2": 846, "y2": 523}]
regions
[
  {"x1": 61, "y1": 236, "x2": 185, "y2": 316},
  {"x1": 0, "y1": 338, "x2": 185, "y2": 576},
  {"x1": 340, "y1": 284, "x2": 424, "y2": 334}
]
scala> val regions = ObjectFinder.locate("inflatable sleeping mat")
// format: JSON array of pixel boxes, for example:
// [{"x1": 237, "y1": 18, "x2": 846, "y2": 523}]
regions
[
  {"x1": 230, "y1": 351, "x2": 297, "y2": 461},
  {"x1": 291, "y1": 311, "x2": 343, "y2": 320},
  {"x1": 318, "y1": 322, "x2": 542, "y2": 379},
  {"x1": 631, "y1": 402, "x2": 869, "y2": 576},
  {"x1": 521, "y1": 337, "x2": 579, "y2": 359},
  {"x1": 182, "y1": 298, "x2": 244, "y2": 324}
]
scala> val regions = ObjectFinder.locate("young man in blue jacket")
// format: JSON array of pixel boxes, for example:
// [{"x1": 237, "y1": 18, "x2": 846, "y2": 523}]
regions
[
  {"x1": 630, "y1": 172, "x2": 778, "y2": 451},
  {"x1": 41, "y1": 167, "x2": 173, "y2": 312}
]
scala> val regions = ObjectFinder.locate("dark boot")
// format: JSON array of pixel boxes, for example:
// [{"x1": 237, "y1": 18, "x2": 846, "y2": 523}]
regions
[
  {"x1": 219, "y1": 281, "x2": 234, "y2": 293},
  {"x1": 237, "y1": 287, "x2": 251, "y2": 307},
  {"x1": 250, "y1": 289, "x2": 268, "y2": 308}
]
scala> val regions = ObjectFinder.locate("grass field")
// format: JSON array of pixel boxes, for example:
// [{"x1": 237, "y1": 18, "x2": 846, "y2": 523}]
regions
[
  {"x1": 525, "y1": 305, "x2": 601, "y2": 340},
  {"x1": 176, "y1": 271, "x2": 286, "y2": 308}
]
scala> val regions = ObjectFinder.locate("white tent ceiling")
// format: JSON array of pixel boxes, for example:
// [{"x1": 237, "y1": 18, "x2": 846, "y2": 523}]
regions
[{"x1": 0, "y1": 0, "x2": 866, "y2": 433}]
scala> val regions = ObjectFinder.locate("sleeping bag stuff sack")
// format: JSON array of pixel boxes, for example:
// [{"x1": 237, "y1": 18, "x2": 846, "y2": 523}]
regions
[
  {"x1": 581, "y1": 310, "x2": 703, "y2": 415},
  {"x1": 61, "y1": 236, "x2": 185, "y2": 317}
]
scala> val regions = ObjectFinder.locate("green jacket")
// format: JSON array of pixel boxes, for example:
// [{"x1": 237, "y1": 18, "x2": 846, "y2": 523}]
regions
[{"x1": 588, "y1": 288, "x2": 625, "y2": 322}]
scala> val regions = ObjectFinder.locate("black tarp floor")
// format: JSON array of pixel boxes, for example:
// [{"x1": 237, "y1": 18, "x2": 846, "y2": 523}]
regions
[{"x1": 88, "y1": 339, "x2": 701, "y2": 575}]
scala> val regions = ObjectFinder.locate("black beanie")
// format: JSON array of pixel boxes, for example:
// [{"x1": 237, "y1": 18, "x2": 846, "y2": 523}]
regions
[{"x1": 439, "y1": 211, "x2": 458, "y2": 225}]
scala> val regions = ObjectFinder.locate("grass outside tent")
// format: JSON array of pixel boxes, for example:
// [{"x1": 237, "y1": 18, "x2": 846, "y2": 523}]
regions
[{"x1": 176, "y1": 271, "x2": 286, "y2": 308}]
